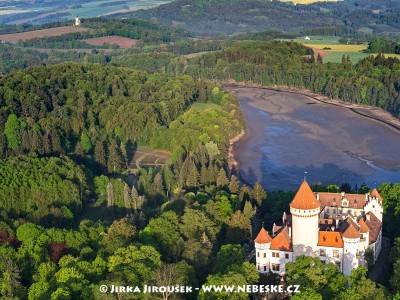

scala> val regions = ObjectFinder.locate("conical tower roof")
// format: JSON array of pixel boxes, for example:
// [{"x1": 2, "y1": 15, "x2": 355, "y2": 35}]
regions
[
  {"x1": 290, "y1": 181, "x2": 320, "y2": 210},
  {"x1": 254, "y1": 227, "x2": 272, "y2": 244},
  {"x1": 343, "y1": 222, "x2": 361, "y2": 239},
  {"x1": 358, "y1": 218, "x2": 370, "y2": 233}
]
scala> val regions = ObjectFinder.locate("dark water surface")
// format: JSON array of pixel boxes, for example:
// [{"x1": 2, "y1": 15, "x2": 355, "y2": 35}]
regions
[{"x1": 229, "y1": 86, "x2": 400, "y2": 191}]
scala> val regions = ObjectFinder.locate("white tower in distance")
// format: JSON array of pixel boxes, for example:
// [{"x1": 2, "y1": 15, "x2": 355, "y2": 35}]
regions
[
  {"x1": 255, "y1": 225, "x2": 272, "y2": 273},
  {"x1": 289, "y1": 180, "x2": 320, "y2": 257},
  {"x1": 75, "y1": 15, "x2": 81, "y2": 26}
]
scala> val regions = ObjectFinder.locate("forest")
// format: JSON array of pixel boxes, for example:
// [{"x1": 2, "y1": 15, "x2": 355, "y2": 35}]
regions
[
  {"x1": 2, "y1": 13, "x2": 400, "y2": 299},
  {"x1": 112, "y1": 41, "x2": 400, "y2": 118},
  {"x1": 122, "y1": 0, "x2": 400, "y2": 37}
]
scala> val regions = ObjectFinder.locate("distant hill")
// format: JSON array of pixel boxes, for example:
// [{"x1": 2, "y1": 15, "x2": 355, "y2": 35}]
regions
[{"x1": 116, "y1": 0, "x2": 400, "y2": 37}]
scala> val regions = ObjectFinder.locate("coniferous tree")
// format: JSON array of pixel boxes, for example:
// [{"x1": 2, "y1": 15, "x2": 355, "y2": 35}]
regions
[
  {"x1": 94, "y1": 141, "x2": 107, "y2": 171},
  {"x1": 4, "y1": 114, "x2": 21, "y2": 151},
  {"x1": 216, "y1": 168, "x2": 229, "y2": 189},
  {"x1": 153, "y1": 172, "x2": 164, "y2": 194},
  {"x1": 0, "y1": 259, "x2": 26, "y2": 299},
  {"x1": 50, "y1": 130, "x2": 62, "y2": 154},
  {"x1": 200, "y1": 165, "x2": 209, "y2": 186},
  {"x1": 252, "y1": 182, "x2": 267, "y2": 206},
  {"x1": 107, "y1": 141, "x2": 123, "y2": 174},
  {"x1": 21, "y1": 129, "x2": 30, "y2": 152},
  {"x1": 228, "y1": 175, "x2": 240, "y2": 194},
  {"x1": 107, "y1": 182, "x2": 114, "y2": 208},
  {"x1": 225, "y1": 211, "x2": 251, "y2": 244},
  {"x1": 124, "y1": 183, "x2": 132, "y2": 212},
  {"x1": 75, "y1": 141, "x2": 84, "y2": 157},
  {"x1": 243, "y1": 201, "x2": 255, "y2": 220},
  {"x1": 186, "y1": 161, "x2": 200, "y2": 188},
  {"x1": 178, "y1": 159, "x2": 190, "y2": 188},
  {"x1": 43, "y1": 131, "x2": 52, "y2": 154},
  {"x1": 120, "y1": 141, "x2": 129, "y2": 168},
  {"x1": 80, "y1": 132, "x2": 92, "y2": 153},
  {"x1": 131, "y1": 185, "x2": 139, "y2": 210}
]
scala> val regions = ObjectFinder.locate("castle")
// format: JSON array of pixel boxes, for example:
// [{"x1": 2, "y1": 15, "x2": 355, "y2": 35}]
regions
[{"x1": 254, "y1": 181, "x2": 383, "y2": 276}]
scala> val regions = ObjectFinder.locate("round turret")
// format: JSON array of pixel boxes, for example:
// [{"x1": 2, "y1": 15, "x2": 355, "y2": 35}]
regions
[{"x1": 290, "y1": 181, "x2": 320, "y2": 257}]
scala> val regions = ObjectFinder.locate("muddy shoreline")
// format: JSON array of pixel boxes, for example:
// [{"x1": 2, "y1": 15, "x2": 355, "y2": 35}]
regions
[
  {"x1": 223, "y1": 84, "x2": 400, "y2": 190},
  {"x1": 224, "y1": 83, "x2": 400, "y2": 134}
]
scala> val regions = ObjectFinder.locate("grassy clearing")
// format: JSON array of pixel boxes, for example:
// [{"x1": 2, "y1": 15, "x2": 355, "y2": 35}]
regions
[
  {"x1": 323, "y1": 52, "x2": 371, "y2": 63},
  {"x1": 323, "y1": 53, "x2": 400, "y2": 63},
  {"x1": 279, "y1": 36, "x2": 341, "y2": 45},
  {"x1": 190, "y1": 102, "x2": 221, "y2": 111}
]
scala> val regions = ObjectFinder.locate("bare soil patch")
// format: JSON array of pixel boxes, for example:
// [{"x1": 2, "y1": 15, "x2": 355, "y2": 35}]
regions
[
  {"x1": 310, "y1": 47, "x2": 331, "y2": 58},
  {"x1": 0, "y1": 26, "x2": 88, "y2": 43},
  {"x1": 84, "y1": 36, "x2": 137, "y2": 48},
  {"x1": 131, "y1": 146, "x2": 171, "y2": 169}
]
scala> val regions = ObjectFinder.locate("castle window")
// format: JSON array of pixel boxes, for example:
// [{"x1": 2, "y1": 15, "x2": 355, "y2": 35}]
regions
[
  {"x1": 263, "y1": 253, "x2": 266, "y2": 258},
  {"x1": 285, "y1": 254, "x2": 289, "y2": 259},
  {"x1": 333, "y1": 250, "x2": 339, "y2": 258},
  {"x1": 257, "y1": 252, "x2": 259, "y2": 257},
  {"x1": 257, "y1": 265, "x2": 260, "y2": 270},
  {"x1": 342, "y1": 199, "x2": 349, "y2": 207},
  {"x1": 333, "y1": 208, "x2": 336, "y2": 214},
  {"x1": 320, "y1": 249, "x2": 326, "y2": 257},
  {"x1": 271, "y1": 264, "x2": 280, "y2": 271},
  {"x1": 264, "y1": 266, "x2": 267, "y2": 272},
  {"x1": 272, "y1": 252, "x2": 279, "y2": 258}
]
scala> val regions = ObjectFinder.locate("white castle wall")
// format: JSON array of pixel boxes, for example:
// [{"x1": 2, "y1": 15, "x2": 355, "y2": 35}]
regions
[
  {"x1": 290, "y1": 207, "x2": 320, "y2": 257},
  {"x1": 343, "y1": 236, "x2": 360, "y2": 276}
]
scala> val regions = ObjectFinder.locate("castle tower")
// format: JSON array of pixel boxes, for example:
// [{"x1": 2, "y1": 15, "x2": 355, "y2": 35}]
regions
[
  {"x1": 255, "y1": 226, "x2": 272, "y2": 273},
  {"x1": 289, "y1": 181, "x2": 320, "y2": 257},
  {"x1": 364, "y1": 188, "x2": 383, "y2": 222},
  {"x1": 342, "y1": 220, "x2": 361, "y2": 276}
]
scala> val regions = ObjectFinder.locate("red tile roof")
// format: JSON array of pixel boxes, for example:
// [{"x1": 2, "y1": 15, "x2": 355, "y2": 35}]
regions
[
  {"x1": 318, "y1": 192, "x2": 366, "y2": 209},
  {"x1": 358, "y1": 218, "x2": 370, "y2": 233},
  {"x1": 290, "y1": 181, "x2": 320, "y2": 210},
  {"x1": 318, "y1": 231, "x2": 343, "y2": 248},
  {"x1": 270, "y1": 227, "x2": 292, "y2": 251},
  {"x1": 342, "y1": 221, "x2": 361, "y2": 239},
  {"x1": 371, "y1": 188, "x2": 382, "y2": 202},
  {"x1": 254, "y1": 227, "x2": 272, "y2": 244},
  {"x1": 365, "y1": 212, "x2": 382, "y2": 244}
]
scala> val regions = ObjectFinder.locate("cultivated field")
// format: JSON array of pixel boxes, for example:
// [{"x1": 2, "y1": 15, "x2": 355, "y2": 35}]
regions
[
  {"x1": 309, "y1": 44, "x2": 368, "y2": 52},
  {"x1": 0, "y1": 26, "x2": 89, "y2": 43},
  {"x1": 84, "y1": 36, "x2": 137, "y2": 48},
  {"x1": 0, "y1": 9, "x2": 32, "y2": 15}
]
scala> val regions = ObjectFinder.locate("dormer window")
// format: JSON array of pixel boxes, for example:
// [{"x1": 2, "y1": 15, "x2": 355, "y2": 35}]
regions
[{"x1": 342, "y1": 198, "x2": 349, "y2": 207}]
